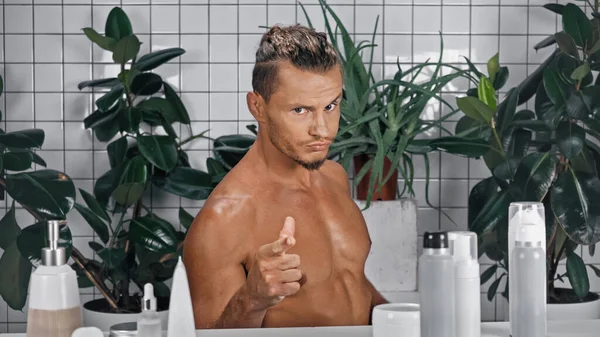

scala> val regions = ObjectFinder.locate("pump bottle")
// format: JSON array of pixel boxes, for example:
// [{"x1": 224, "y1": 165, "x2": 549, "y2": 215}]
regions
[
  {"x1": 449, "y1": 231, "x2": 480, "y2": 337},
  {"x1": 418, "y1": 231, "x2": 455, "y2": 337},
  {"x1": 26, "y1": 220, "x2": 82, "y2": 337}
]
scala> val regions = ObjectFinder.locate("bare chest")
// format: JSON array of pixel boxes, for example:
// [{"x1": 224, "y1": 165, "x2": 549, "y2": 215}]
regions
[{"x1": 245, "y1": 185, "x2": 371, "y2": 286}]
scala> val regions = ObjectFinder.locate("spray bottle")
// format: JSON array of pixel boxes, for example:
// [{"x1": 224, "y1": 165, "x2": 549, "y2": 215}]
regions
[
  {"x1": 508, "y1": 202, "x2": 546, "y2": 337},
  {"x1": 449, "y1": 231, "x2": 480, "y2": 337}
]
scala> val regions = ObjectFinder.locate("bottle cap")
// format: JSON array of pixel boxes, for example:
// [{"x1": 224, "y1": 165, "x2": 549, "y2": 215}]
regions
[
  {"x1": 509, "y1": 202, "x2": 546, "y2": 248},
  {"x1": 423, "y1": 231, "x2": 448, "y2": 249},
  {"x1": 143, "y1": 283, "x2": 157, "y2": 312},
  {"x1": 42, "y1": 220, "x2": 67, "y2": 267},
  {"x1": 448, "y1": 231, "x2": 478, "y2": 262}
]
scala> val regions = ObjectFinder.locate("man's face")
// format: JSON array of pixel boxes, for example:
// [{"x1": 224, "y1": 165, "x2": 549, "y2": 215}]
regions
[{"x1": 260, "y1": 62, "x2": 343, "y2": 171}]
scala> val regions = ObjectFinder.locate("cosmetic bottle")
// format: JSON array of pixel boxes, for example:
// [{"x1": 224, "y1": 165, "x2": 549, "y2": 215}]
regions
[
  {"x1": 137, "y1": 283, "x2": 161, "y2": 337},
  {"x1": 418, "y1": 231, "x2": 455, "y2": 337},
  {"x1": 167, "y1": 257, "x2": 196, "y2": 337},
  {"x1": 26, "y1": 220, "x2": 82, "y2": 337},
  {"x1": 509, "y1": 204, "x2": 547, "y2": 337},
  {"x1": 449, "y1": 231, "x2": 480, "y2": 337}
]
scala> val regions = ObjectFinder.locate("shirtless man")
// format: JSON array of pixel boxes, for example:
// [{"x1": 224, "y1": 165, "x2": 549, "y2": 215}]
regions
[{"x1": 183, "y1": 24, "x2": 388, "y2": 329}]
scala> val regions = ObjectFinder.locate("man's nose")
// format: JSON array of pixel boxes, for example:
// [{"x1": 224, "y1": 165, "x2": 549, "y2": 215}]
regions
[{"x1": 308, "y1": 112, "x2": 330, "y2": 138}]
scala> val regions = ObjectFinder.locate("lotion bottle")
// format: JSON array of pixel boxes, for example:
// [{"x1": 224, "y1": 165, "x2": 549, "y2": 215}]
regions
[
  {"x1": 449, "y1": 231, "x2": 481, "y2": 337},
  {"x1": 26, "y1": 220, "x2": 82, "y2": 337}
]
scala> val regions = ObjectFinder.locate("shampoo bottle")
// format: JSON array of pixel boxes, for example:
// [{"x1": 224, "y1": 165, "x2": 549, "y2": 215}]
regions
[
  {"x1": 508, "y1": 202, "x2": 546, "y2": 337},
  {"x1": 449, "y1": 231, "x2": 480, "y2": 337},
  {"x1": 26, "y1": 220, "x2": 82, "y2": 337},
  {"x1": 137, "y1": 283, "x2": 161, "y2": 337},
  {"x1": 419, "y1": 231, "x2": 455, "y2": 337}
]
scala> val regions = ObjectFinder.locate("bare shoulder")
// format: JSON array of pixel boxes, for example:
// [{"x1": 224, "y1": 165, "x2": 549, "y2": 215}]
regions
[
  {"x1": 184, "y1": 170, "x2": 256, "y2": 264},
  {"x1": 321, "y1": 159, "x2": 351, "y2": 192}
]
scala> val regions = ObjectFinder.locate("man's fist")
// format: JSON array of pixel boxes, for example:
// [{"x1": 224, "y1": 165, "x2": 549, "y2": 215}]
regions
[{"x1": 245, "y1": 216, "x2": 303, "y2": 311}]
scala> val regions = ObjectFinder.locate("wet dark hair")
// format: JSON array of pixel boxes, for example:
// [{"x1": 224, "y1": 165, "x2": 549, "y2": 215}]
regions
[{"x1": 252, "y1": 24, "x2": 341, "y2": 103}]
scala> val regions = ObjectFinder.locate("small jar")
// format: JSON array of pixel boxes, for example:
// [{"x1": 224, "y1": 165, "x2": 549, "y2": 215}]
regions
[{"x1": 109, "y1": 322, "x2": 137, "y2": 337}]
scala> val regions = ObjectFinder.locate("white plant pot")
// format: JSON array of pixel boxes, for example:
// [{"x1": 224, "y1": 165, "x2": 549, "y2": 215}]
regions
[
  {"x1": 82, "y1": 298, "x2": 169, "y2": 331},
  {"x1": 547, "y1": 296, "x2": 600, "y2": 321}
]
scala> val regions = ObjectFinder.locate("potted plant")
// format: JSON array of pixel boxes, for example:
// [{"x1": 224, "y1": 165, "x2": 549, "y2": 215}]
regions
[
  {"x1": 301, "y1": 0, "x2": 475, "y2": 210},
  {"x1": 0, "y1": 73, "x2": 79, "y2": 312},
  {"x1": 73, "y1": 7, "x2": 216, "y2": 329},
  {"x1": 434, "y1": 1, "x2": 600, "y2": 320}
]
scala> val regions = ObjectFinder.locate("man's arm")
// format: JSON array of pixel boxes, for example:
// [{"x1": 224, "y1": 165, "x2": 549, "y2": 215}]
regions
[{"x1": 183, "y1": 199, "x2": 266, "y2": 329}]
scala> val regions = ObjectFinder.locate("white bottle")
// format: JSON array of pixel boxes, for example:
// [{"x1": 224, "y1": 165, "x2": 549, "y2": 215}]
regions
[
  {"x1": 137, "y1": 283, "x2": 161, "y2": 337},
  {"x1": 167, "y1": 257, "x2": 196, "y2": 337},
  {"x1": 508, "y1": 202, "x2": 546, "y2": 337},
  {"x1": 419, "y1": 231, "x2": 455, "y2": 337},
  {"x1": 27, "y1": 220, "x2": 82, "y2": 337},
  {"x1": 449, "y1": 231, "x2": 481, "y2": 337}
]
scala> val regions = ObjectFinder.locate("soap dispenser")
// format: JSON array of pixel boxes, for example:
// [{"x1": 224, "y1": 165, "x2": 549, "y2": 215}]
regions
[{"x1": 26, "y1": 220, "x2": 83, "y2": 337}]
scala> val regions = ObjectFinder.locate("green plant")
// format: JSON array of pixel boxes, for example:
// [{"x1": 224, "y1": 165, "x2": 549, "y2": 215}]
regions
[
  {"x1": 300, "y1": 0, "x2": 476, "y2": 209},
  {"x1": 71, "y1": 7, "x2": 220, "y2": 312},
  {"x1": 0, "y1": 73, "x2": 80, "y2": 311},
  {"x1": 435, "y1": 1, "x2": 600, "y2": 304}
]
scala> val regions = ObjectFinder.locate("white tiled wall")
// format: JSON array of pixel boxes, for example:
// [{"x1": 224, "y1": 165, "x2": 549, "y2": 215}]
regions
[{"x1": 0, "y1": 0, "x2": 598, "y2": 332}]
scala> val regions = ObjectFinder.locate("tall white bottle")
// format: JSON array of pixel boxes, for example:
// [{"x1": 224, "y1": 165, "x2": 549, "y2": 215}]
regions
[
  {"x1": 508, "y1": 202, "x2": 546, "y2": 337},
  {"x1": 27, "y1": 220, "x2": 82, "y2": 337},
  {"x1": 419, "y1": 231, "x2": 455, "y2": 337},
  {"x1": 449, "y1": 231, "x2": 480, "y2": 337},
  {"x1": 167, "y1": 257, "x2": 196, "y2": 337}
]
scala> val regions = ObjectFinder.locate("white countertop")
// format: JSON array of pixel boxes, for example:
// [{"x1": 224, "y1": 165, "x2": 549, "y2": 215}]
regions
[{"x1": 2, "y1": 320, "x2": 600, "y2": 337}]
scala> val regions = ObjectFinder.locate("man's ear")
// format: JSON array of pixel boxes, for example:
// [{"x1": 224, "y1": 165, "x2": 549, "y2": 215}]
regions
[{"x1": 246, "y1": 91, "x2": 266, "y2": 123}]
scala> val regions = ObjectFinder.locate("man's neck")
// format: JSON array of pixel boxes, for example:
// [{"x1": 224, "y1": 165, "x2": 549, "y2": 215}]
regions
[{"x1": 250, "y1": 134, "x2": 315, "y2": 188}]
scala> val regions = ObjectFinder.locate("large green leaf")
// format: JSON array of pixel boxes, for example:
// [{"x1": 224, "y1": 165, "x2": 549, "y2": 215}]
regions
[
  {"x1": 0, "y1": 202, "x2": 19, "y2": 250},
  {"x1": 555, "y1": 31, "x2": 581, "y2": 60},
  {"x1": 471, "y1": 189, "x2": 513, "y2": 235},
  {"x1": 0, "y1": 129, "x2": 44, "y2": 149},
  {"x1": 6, "y1": 170, "x2": 76, "y2": 220},
  {"x1": 112, "y1": 35, "x2": 140, "y2": 64},
  {"x1": 179, "y1": 207, "x2": 194, "y2": 230},
  {"x1": 468, "y1": 177, "x2": 499, "y2": 227},
  {"x1": 213, "y1": 134, "x2": 255, "y2": 170},
  {"x1": 85, "y1": 102, "x2": 122, "y2": 130},
  {"x1": 79, "y1": 188, "x2": 110, "y2": 223},
  {"x1": 493, "y1": 157, "x2": 521, "y2": 182},
  {"x1": 129, "y1": 216, "x2": 178, "y2": 254},
  {"x1": 94, "y1": 163, "x2": 126, "y2": 206},
  {"x1": 487, "y1": 53, "x2": 500, "y2": 84},
  {"x1": 492, "y1": 67, "x2": 509, "y2": 91},
  {"x1": 496, "y1": 87, "x2": 520, "y2": 133},
  {"x1": 0, "y1": 242, "x2": 31, "y2": 311},
  {"x1": 512, "y1": 152, "x2": 557, "y2": 201},
  {"x1": 478, "y1": 76, "x2": 497, "y2": 110},
  {"x1": 535, "y1": 82, "x2": 562, "y2": 128},
  {"x1": 163, "y1": 83, "x2": 191, "y2": 125},
  {"x1": 483, "y1": 137, "x2": 504, "y2": 170},
  {"x1": 97, "y1": 247, "x2": 126, "y2": 269},
  {"x1": 556, "y1": 121, "x2": 586, "y2": 158},
  {"x1": 544, "y1": 68, "x2": 570, "y2": 106},
  {"x1": 117, "y1": 107, "x2": 142, "y2": 133},
  {"x1": 517, "y1": 51, "x2": 557, "y2": 105},
  {"x1": 74, "y1": 203, "x2": 110, "y2": 244},
  {"x1": 566, "y1": 86, "x2": 600, "y2": 120},
  {"x1": 562, "y1": 3, "x2": 593, "y2": 47},
  {"x1": 566, "y1": 249, "x2": 590, "y2": 299},
  {"x1": 456, "y1": 96, "x2": 494, "y2": 123},
  {"x1": 138, "y1": 97, "x2": 178, "y2": 125},
  {"x1": 131, "y1": 73, "x2": 163, "y2": 96},
  {"x1": 428, "y1": 136, "x2": 490, "y2": 158},
  {"x1": 2, "y1": 151, "x2": 33, "y2": 171},
  {"x1": 78, "y1": 77, "x2": 120, "y2": 91},
  {"x1": 82, "y1": 27, "x2": 117, "y2": 52},
  {"x1": 104, "y1": 7, "x2": 133, "y2": 41},
  {"x1": 454, "y1": 115, "x2": 490, "y2": 139},
  {"x1": 551, "y1": 168, "x2": 600, "y2": 245},
  {"x1": 134, "y1": 48, "x2": 185, "y2": 72},
  {"x1": 107, "y1": 136, "x2": 128, "y2": 169},
  {"x1": 112, "y1": 155, "x2": 147, "y2": 206},
  {"x1": 137, "y1": 135, "x2": 178, "y2": 172},
  {"x1": 16, "y1": 222, "x2": 73, "y2": 267},
  {"x1": 571, "y1": 62, "x2": 591, "y2": 81},
  {"x1": 152, "y1": 167, "x2": 213, "y2": 200},
  {"x1": 94, "y1": 85, "x2": 124, "y2": 113}
]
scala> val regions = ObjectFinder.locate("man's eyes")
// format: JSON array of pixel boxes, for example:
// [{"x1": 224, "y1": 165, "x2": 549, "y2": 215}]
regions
[{"x1": 293, "y1": 104, "x2": 337, "y2": 114}]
